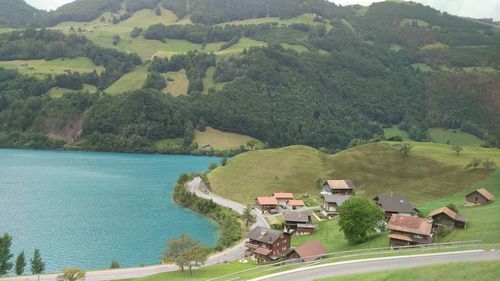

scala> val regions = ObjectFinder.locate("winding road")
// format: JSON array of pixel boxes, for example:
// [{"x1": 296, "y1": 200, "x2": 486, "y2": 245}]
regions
[{"x1": 1, "y1": 177, "x2": 266, "y2": 281}]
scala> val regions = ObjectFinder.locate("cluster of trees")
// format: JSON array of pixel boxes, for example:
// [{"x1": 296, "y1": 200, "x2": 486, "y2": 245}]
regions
[
  {"x1": 42, "y1": 0, "x2": 122, "y2": 27},
  {"x1": 0, "y1": 233, "x2": 45, "y2": 277},
  {"x1": 0, "y1": 0, "x2": 46, "y2": 28}
]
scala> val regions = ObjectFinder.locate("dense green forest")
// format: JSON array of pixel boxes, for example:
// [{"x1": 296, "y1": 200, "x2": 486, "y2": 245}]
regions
[{"x1": 0, "y1": 0, "x2": 499, "y2": 152}]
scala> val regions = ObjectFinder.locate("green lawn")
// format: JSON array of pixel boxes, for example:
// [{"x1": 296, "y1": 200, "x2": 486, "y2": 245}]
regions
[
  {"x1": 317, "y1": 260, "x2": 500, "y2": 281},
  {"x1": 281, "y1": 43, "x2": 309, "y2": 52},
  {"x1": 163, "y1": 69, "x2": 189, "y2": 96},
  {"x1": 429, "y1": 128, "x2": 483, "y2": 146},
  {"x1": 105, "y1": 63, "x2": 149, "y2": 95},
  {"x1": 194, "y1": 127, "x2": 262, "y2": 150},
  {"x1": 221, "y1": 13, "x2": 332, "y2": 30},
  {"x1": 214, "y1": 38, "x2": 267, "y2": 57},
  {"x1": 0, "y1": 57, "x2": 103, "y2": 77},
  {"x1": 383, "y1": 126, "x2": 410, "y2": 141}
]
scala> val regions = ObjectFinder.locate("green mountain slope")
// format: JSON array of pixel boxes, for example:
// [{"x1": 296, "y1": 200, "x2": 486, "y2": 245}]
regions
[{"x1": 0, "y1": 0, "x2": 45, "y2": 28}]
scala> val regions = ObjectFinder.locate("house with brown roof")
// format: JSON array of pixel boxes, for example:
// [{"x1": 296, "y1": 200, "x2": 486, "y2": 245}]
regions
[
  {"x1": 322, "y1": 180, "x2": 355, "y2": 196},
  {"x1": 285, "y1": 240, "x2": 327, "y2": 262},
  {"x1": 256, "y1": 197, "x2": 278, "y2": 214},
  {"x1": 283, "y1": 210, "x2": 316, "y2": 235},
  {"x1": 428, "y1": 207, "x2": 467, "y2": 230},
  {"x1": 273, "y1": 192, "x2": 295, "y2": 205},
  {"x1": 386, "y1": 215, "x2": 433, "y2": 247},
  {"x1": 322, "y1": 194, "x2": 351, "y2": 216},
  {"x1": 287, "y1": 199, "x2": 306, "y2": 210},
  {"x1": 373, "y1": 194, "x2": 418, "y2": 220},
  {"x1": 466, "y1": 188, "x2": 495, "y2": 205},
  {"x1": 245, "y1": 226, "x2": 291, "y2": 262}
]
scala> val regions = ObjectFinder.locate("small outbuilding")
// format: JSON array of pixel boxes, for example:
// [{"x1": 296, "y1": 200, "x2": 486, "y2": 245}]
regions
[
  {"x1": 273, "y1": 192, "x2": 295, "y2": 205},
  {"x1": 322, "y1": 180, "x2": 355, "y2": 196},
  {"x1": 428, "y1": 207, "x2": 467, "y2": 230},
  {"x1": 322, "y1": 194, "x2": 351, "y2": 216},
  {"x1": 256, "y1": 197, "x2": 279, "y2": 214},
  {"x1": 285, "y1": 240, "x2": 327, "y2": 262},
  {"x1": 287, "y1": 199, "x2": 306, "y2": 210},
  {"x1": 466, "y1": 188, "x2": 495, "y2": 205},
  {"x1": 283, "y1": 210, "x2": 315, "y2": 235}
]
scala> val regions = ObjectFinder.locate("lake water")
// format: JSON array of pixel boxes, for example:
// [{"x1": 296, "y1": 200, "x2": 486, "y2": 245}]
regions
[{"x1": 0, "y1": 149, "x2": 219, "y2": 272}]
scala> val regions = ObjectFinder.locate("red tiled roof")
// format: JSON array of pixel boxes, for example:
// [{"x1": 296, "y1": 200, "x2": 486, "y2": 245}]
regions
[
  {"x1": 273, "y1": 192, "x2": 294, "y2": 200},
  {"x1": 428, "y1": 207, "x2": 467, "y2": 223},
  {"x1": 386, "y1": 215, "x2": 433, "y2": 236},
  {"x1": 324, "y1": 180, "x2": 355, "y2": 190},
  {"x1": 293, "y1": 240, "x2": 327, "y2": 262},
  {"x1": 388, "y1": 233, "x2": 413, "y2": 242},
  {"x1": 257, "y1": 197, "x2": 278, "y2": 206},
  {"x1": 288, "y1": 200, "x2": 305, "y2": 206}
]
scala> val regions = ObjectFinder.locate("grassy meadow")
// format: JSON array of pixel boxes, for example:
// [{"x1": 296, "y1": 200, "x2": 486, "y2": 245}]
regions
[
  {"x1": 47, "y1": 84, "x2": 98, "y2": 98},
  {"x1": 163, "y1": 69, "x2": 189, "y2": 96},
  {"x1": 318, "y1": 260, "x2": 500, "y2": 281},
  {"x1": 0, "y1": 57, "x2": 103, "y2": 77},
  {"x1": 194, "y1": 127, "x2": 262, "y2": 150},
  {"x1": 202, "y1": 67, "x2": 226, "y2": 94},
  {"x1": 383, "y1": 126, "x2": 410, "y2": 141},
  {"x1": 105, "y1": 63, "x2": 149, "y2": 95},
  {"x1": 429, "y1": 128, "x2": 483, "y2": 146}
]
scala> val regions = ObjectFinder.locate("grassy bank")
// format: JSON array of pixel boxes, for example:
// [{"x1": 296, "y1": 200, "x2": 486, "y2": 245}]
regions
[{"x1": 317, "y1": 260, "x2": 500, "y2": 281}]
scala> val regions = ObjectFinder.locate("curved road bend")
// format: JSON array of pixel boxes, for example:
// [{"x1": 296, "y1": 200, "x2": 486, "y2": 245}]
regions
[
  {"x1": 253, "y1": 250, "x2": 500, "y2": 281},
  {"x1": 1, "y1": 177, "x2": 266, "y2": 281}
]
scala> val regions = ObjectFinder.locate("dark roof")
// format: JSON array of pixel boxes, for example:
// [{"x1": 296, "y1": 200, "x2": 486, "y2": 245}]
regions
[
  {"x1": 374, "y1": 194, "x2": 416, "y2": 214},
  {"x1": 292, "y1": 240, "x2": 327, "y2": 262},
  {"x1": 386, "y1": 215, "x2": 433, "y2": 236},
  {"x1": 283, "y1": 210, "x2": 310, "y2": 223},
  {"x1": 467, "y1": 188, "x2": 495, "y2": 201},
  {"x1": 323, "y1": 194, "x2": 351, "y2": 206},
  {"x1": 247, "y1": 226, "x2": 283, "y2": 244}
]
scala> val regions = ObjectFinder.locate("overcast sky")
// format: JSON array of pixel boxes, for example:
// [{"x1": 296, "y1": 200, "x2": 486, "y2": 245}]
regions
[{"x1": 25, "y1": 0, "x2": 500, "y2": 20}]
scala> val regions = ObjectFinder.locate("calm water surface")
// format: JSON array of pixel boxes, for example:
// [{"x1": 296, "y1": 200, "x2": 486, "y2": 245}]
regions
[{"x1": 0, "y1": 149, "x2": 218, "y2": 272}]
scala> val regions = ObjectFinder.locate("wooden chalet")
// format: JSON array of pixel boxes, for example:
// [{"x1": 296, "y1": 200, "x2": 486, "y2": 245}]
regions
[
  {"x1": 322, "y1": 180, "x2": 355, "y2": 196},
  {"x1": 373, "y1": 194, "x2": 418, "y2": 220},
  {"x1": 273, "y1": 192, "x2": 295, "y2": 205},
  {"x1": 428, "y1": 207, "x2": 467, "y2": 230},
  {"x1": 245, "y1": 226, "x2": 291, "y2": 262},
  {"x1": 287, "y1": 199, "x2": 306, "y2": 210},
  {"x1": 322, "y1": 194, "x2": 351, "y2": 216},
  {"x1": 466, "y1": 188, "x2": 495, "y2": 205},
  {"x1": 285, "y1": 240, "x2": 327, "y2": 262},
  {"x1": 256, "y1": 197, "x2": 279, "y2": 214},
  {"x1": 283, "y1": 210, "x2": 315, "y2": 235},
  {"x1": 386, "y1": 215, "x2": 433, "y2": 247}
]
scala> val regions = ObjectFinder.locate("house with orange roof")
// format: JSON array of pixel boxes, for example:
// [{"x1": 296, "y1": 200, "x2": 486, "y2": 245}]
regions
[
  {"x1": 273, "y1": 192, "x2": 295, "y2": 205},
  {"x1": 256, "y1": 197, "x2": 279, "y2": 214},
  {"x1": 386, "y1": 215, "x2": 433, "y2": 247},
  {"x1": 287, "y1": 199, "x2": 306, "y2": 210}
]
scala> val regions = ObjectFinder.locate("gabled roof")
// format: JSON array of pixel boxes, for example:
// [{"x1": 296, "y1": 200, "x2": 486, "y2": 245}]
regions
[
  {"x1": 273, "y1": 192, "x2": 294, "y2": 200},
  {"x1": 388, "y1": 233, "x2": 413, "y2": 242},
  {"x1": 428, "y1": 207, "x2": 467, "y2": 223},
  {"x1": 288, "y1": 200, "x2": 305, "y2": 206},
  {"x1": 247, "y1": 226, "x2": 283, "y2": 244},
  {"x1": 324, "y1": 180, "x2": 355, "y2": 190},
  {"x1": 254, "y1": 247, "x2": 272, "y2": 256},
  {"x1": 283, "y1": 210, "x2": 310, "y2": 223},
  {"x1": 292, "y1": 240, "x2": 327, "y2": 262},
  {"x1": 386, "y1": 215, "x2": 433, "y2": 236},
  {"x1": 256, "y1": 197, "x2": 278, "y2": 206},
  {"x1": 374, "y1": 194, "x2": 416, "y2": 214},
  {"x1": 323, "y1": 194, "x2": 351, "y2": 206},
  {"x1": 468, "y1": 188, "x2": 495, "y2": 201}
]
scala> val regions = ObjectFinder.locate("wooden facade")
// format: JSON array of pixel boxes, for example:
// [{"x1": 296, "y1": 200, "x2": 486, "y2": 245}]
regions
[
  {"x1": 466, "y1": 188, "x2": 495, "y2": 205},
  {"x1": 246, "y1": 227, "x2": 291, "y2": 262}
]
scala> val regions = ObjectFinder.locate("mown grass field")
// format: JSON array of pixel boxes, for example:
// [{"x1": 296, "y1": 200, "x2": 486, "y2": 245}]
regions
[
  {"x1": 47, "y1": 84, "x2": 98, "y2": 98},
  {"x1": 202, "y1": 67, "x2": 226, "y2": 94},
  {"x1": 429, "y1": 128, "x2": 483, "y2": 146},
  {"x1": 220, "y1": 13, "x2": 332, "y2": 29},
  {"x1": 318, "y1": 260, "x2": 500, "y2": 281},
  {"x1": 163, "y1": 69, "x2": 189, "y2": 96},
  {"x1": 0, "y1": 57, "x2": 103, "y2": 77},
  {"x1": 105, "y1": 63, "x2": 149, "y2": 95},
  {"x1": 383, "y1": 126, "x2": 410, "y2": 140},
  {"x1": 194, "y1": 127, "x2": 262, "y2": 150},
  {"x1": 209, "y1": 142, "x2": 499, "y2": 205}
]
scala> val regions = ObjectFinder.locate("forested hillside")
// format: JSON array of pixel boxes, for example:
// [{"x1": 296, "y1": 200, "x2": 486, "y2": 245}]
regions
[
  {"x1": 0, "y1": 0, "x2": 45, "y2": 28},
  {"x1": 0, "y1": 0, "x2": 499, "y2": 152}
]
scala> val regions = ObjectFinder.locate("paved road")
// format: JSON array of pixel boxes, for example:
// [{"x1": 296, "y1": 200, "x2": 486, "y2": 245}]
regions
[
  {"x1": 1, "y1": 177, "x2": 265, "y2": 281},
  {"x1": 253, "y1": 250, "x2": 500, "y2": 281}
]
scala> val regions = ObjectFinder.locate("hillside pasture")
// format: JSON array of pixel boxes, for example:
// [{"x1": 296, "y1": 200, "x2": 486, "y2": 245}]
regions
[
  {"x1": 153, "y1": 138, "x2": 183, "y2": 149},
  {"x1": 428, "y1": 128, "x2": 483, "y2": 146},
  {"x1": 163, "y1": 69, "x2": 189, "y2": 96},
  {"x1": 383, "y1": 126, "x2": 410, "y2": 140},
  {"x1": 202, "y1": 67, "x2": 226, "y2": 94},
  {"x1": 104, "y1": 64, "x2": 149, "y2": 95},
  {"x1": 0, "y1": 58, "x2": 103, "y2": 77},
  {"x1": 220, "y1": 13, "x2": 332, "y2": 29},
  {"x1": 194, "y1": 127, "x2": 262, "y2": 150},
  {"x1": 214, "y1": 38, "x2": 267, "y2": 57},
  {"x1": 48, "y1": 84, "x2": 98, "y2": 98}
]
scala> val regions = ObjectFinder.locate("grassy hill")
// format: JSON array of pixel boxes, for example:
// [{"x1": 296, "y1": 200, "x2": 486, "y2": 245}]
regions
[
  {"x1": 194, "y1": 127, "x2": 262, "y2": 150},
  {"x1": 105, "y1": 63, "x2": 150, "y2": 95},
  {"x1": 208, "y1": 142, "x2": 499, "y2": 205},
  {"x1": 0, "y1": 57, "x2": 103, "y2": 78}
]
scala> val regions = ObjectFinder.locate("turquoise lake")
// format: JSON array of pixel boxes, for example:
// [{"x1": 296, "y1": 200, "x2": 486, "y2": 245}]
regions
[{"x1": 0, "y1": 149, "x2": 219, "y2": 272}]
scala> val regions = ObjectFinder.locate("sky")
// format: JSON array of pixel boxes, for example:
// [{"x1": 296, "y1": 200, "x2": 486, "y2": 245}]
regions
[{"x1": 24, "y1": 0, "x2": 500, "y2": 20}]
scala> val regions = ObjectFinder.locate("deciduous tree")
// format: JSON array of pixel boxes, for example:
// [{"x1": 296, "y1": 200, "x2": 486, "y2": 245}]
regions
[
  {"x1": 338, "y1": 197, "x2": 384, "y2": 244},
  {"x1": 242, "y1": 206, "x2": 256, "y2": 226},
  {"x1": 62, "y1": 268, "x2": 85, "y2": 281},
  {"x1": 451, "y1": 145, "x2": 463, "y2": 156},
  {"x1": 162, "y1": 234, "x2": 208, "y2": 275}
]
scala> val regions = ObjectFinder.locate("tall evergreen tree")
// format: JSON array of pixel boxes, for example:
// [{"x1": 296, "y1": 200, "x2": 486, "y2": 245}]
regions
[
  {"x1": 30, "y1": 249, "x2": 45, "y2": 276},
  {"x1": 15, "y1": 251, "x2": 26, "y2": 276},
  {"x1": 0, "y1": 233, "x2": 13, "y2": 276}
]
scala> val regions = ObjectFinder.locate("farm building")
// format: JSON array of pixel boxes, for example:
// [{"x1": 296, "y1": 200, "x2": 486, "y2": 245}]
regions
[
  {"x1": 466, "y1": 188, "x2": 495, "y2": 205},
  {"x1": 245, "y1": 226, "x2": 291, "y2": 262},
  {"x1": 256, "y1": 197, "x2": 278, "y2": 214},
  {"x1": 287, "y1": 199, "x2": 306, "y2": 210},
  {"x1": 322, "y1": 194, "x2": 351, "y2": 216},
  {"x1": 386, "y1": 215, "x2": 433, "y2": 247},
  {"x1": 285, "y1": 240, "x2": 327, "y2": 262},
  {"x1": 428, "y1": 207, "x2": 467, "y2": 230},
  {"x1": 283, "y1": 210, "x2": 316, "y2": 235},
  {"x1": 322, "y1": 180, "x2": 355, "y2": 196},
  {"x1": 373, "y1": 194, "x2": 418, "y2": 220},
  {"x1": 273, "y1": 192, "x2": 295, "y2": 205}
]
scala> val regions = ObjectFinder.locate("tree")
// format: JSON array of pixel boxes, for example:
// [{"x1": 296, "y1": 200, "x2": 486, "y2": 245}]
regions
[
  {"x1": 242, "y1": 206, "x2": 256, "y2": 226},
  {"x1": 15, "y1": 251, "x2": 26, "y2": 276},
  {"x1": 465, "y1": 158, "x2": 482, "y2": 170},
  {"x1": 221, "y1": 157, "x2": 228, "y2": 166},
  {"x1": 183, "y1": 121, "x2": 194, "y2": 148},
  {"x1": 482, "y1": 159, "x2": 496, "y2": 170},
  {"x1": 446, "y1": 203, "x2": 459, "y2": 213},
  {"x1": 30, "y1": 249, "x2": 45, "y2": 276},
  {"x1": 246, "y1": 139, "x2": 258, "y2": 150},
  {"x1": 209, "y1": 163, "x2": 218, "y2": 171},
  {"x1": 0, "y1": 233, "x2": 13, "y2": 276},
  {"x1": 451, "y1": 145, "x2": 463, "y2": 156},
  {"x1": 161, "y1": 234, "x2": 208, "y2": 275},
  {"x1": 62, "y1": 268, "x2": 85, "y2": 281},
  {"x1": 395, "y1": 143, "x2": 413, "y2": 156},
  {"x1": 110, "y1": 260, "x2": 120, "y2": 269},
  {"x1": 338, "y1": 197, "x2": 384, "y2": 244},
  {"x1": 112, "y1": 34, "x2": 121, "y2": 46},
  {"x1": 143, "y1": 72, "x2": 166, "y2": 90},
  {"x1": 154, "y1": 6, "x2": 162, "y2": 16}
]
